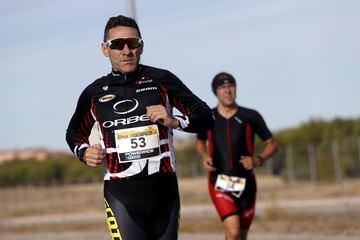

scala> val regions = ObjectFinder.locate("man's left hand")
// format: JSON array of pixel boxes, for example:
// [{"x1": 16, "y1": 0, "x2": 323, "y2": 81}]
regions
[
  {"x1": 146, "y1": 105, "x2": 179, "y2": 128},
  {"x1": 240, "y1": 156, "x2": 256, "y2": 170}
]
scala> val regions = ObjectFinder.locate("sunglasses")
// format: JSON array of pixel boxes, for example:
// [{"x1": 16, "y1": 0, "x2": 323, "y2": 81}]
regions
[{"x1": 105, "y1": 37, "x2": 143, "y2": 50}]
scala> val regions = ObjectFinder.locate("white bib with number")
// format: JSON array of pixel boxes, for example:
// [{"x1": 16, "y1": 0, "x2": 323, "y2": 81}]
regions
[
  {"x1": 215, "y1": 174, "x2": 246, "y2": 198},
  {"x1": 114, "y1": 125, "x2": 161, "y2": 163}
]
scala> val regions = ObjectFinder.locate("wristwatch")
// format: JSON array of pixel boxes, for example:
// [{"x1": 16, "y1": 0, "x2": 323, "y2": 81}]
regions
[
  {"x1": 255, "y1": 155, "x2": 265, "y2": 166},
  {"x1": 77, "y1": 147, "x2": 88, "y2": 164}
]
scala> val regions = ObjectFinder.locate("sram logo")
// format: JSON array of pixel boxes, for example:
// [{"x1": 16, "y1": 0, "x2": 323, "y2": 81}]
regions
[
  {"x1": 136, "y1": 87, "x2": 157, "y2": 93},
  {"x1": 103, "y1": 114, "x2": 149, "y2": 128}
]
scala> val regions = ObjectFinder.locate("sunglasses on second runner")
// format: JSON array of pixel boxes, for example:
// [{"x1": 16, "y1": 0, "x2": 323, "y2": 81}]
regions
[{"x1": 105, "y1": 37, "x2": 143, "y2": 50}]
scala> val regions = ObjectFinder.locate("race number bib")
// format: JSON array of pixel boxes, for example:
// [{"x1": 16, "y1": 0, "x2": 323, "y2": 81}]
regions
[
  {"x1": 215, "y1": 174, "x2": 246, "y2": 198},
  {"x1": 114, "y1": 125, "x2": 161, "y2": 163}
]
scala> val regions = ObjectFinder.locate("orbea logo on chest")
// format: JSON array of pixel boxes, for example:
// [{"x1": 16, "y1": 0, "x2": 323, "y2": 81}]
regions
[{"x1": 103, "y1": 115, "x2": 150, "y2": 128}]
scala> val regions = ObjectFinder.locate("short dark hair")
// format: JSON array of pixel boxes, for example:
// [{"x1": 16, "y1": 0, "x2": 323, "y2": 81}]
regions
[
  {"x1": 103, "y1": 15, "x2": 142, "y2": 42},
  {"x1": 211, "y1": 72, "x2": 236, "y2": 95}
]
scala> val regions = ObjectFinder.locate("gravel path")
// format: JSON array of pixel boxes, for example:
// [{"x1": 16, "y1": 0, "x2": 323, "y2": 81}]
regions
[
  {"x1": 1, "y1": 197, "x2": 360, "y2": 240},
  {"x1": 1, "y1": 231, "x2": 359, "y2": 240},
  {"x1": 3, "y1": 197, "x2": 359, "y2": 227}
]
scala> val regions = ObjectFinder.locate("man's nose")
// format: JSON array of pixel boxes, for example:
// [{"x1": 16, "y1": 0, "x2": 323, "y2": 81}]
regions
[{"x1": 121, "y1": 44, "x2": 132, "y2": 54}]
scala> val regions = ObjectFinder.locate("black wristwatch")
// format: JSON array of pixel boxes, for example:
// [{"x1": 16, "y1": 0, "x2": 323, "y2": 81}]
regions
[
  {"x1": 255, "y1": 155, "x2": 265, "y2": 166},
  {"x1": 77, "y1": 147, "x2": 88, "y2": 164}
]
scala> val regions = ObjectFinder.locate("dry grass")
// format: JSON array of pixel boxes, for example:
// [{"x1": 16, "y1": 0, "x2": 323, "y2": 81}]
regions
[
  {"x1": 179, "y1": 175, "x2": 360, "y2": 203},
  {"x1": 0, "y1": 183, "x2": 103, "y2": 218},
  {"x1": 256, "y1": 175, "x2": 360, "y2": 201},
  {"x1": 179, "y1": 175, "x2": 360, "y2": 236},
  {"x1": 253, "y1": 207, "x2": 360, "y2": 236},
  {"x1": 1, "y1": 175, "x2": 360, "y2": 237},
  {"x1": 178, "y1": 176, "x2": 211, "y2": 205},
  {"x1": 2, "y1": 221, "x2": 105, "y2": 233},
  {"x1": 180, "y1": 216, "x2": 222, "y2": 233}
]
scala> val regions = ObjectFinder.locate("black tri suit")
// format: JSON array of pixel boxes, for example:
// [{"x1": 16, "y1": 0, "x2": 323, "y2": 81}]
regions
[
  {"x1": 197, "y1": 106, "x2": 272, "y2": 229},
  {"x1": 66, "y1": 64, "x2": 214, "y2": 240}
]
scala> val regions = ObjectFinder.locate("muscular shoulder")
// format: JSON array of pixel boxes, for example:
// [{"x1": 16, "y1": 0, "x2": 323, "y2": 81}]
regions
[
  {"x1": 211, "y1": 107, "x2": 218, "y2": 116},
  {"x1": 237, "y1": 105, "x2": 272, "y2": 139},
  {"x1": 237, "y1": 105, "x2": 263, "y2": 121},
  {"x1": 79, "y1": 74, "x2": 113, "y2": 97},
  {"x1": 88, "y1": 74, "x2": 112, "y2": 89},
  {"x1": 140, "y1": 65, "x2": 178, "y2": 82}
]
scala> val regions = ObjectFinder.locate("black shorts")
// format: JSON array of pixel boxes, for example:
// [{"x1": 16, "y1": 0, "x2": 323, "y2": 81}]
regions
[
  {"x1": 208, "y1": 173, "x2": 257, "y2": 229},
  {"x1": 104, "y1": 173, "x2": 180, "y2": 240}
]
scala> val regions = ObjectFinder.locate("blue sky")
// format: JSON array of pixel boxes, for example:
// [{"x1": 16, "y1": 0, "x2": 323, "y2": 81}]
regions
[{"x1": 1, "y1": 0, "x2": 359, "y2": 151}]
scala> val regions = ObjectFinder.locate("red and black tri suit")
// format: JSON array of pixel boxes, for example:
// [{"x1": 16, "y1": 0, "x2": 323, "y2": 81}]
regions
[
  {"x1": 66, "y1": 64, "x2": 213, "y2": 240},
  {"x1": 197, "y1": 106, "x2": 272, "y2": 229}
]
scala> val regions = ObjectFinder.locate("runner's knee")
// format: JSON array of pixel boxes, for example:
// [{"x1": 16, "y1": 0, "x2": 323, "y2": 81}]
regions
[{"x1": 225, "y1": 226, "x2": 241, "y2": 240}]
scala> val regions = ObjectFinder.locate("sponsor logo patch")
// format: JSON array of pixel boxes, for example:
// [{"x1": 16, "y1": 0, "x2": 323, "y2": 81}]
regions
[
  {"x1": 135, "y1": 76, "x2": 154, "y2": 85},
  {"x1": 99, "y1": 94, "x2": 116, "y2": 102},
  {"x1": 136, "y1": 87, "x2": 158, "y2": 93},
  {"x1": 113, "y1": 99, "x2": 139, "y2": 114}
]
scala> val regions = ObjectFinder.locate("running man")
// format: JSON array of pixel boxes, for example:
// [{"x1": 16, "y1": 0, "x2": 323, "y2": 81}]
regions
[
  {"x1": 66, "y1": 15, "x2": 214, "y2": 240},
  {"x1": 195, "y1": 72, "x2": 279, "y2": 240}
]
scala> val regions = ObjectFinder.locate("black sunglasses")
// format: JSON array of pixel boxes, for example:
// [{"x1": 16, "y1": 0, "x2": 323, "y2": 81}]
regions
[{"x1": 105, "y1": 37, "x2": 143, "y2": 50}]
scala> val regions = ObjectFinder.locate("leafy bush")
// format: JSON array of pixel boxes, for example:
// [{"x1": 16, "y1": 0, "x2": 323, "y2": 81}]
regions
[{"x1": 274, "y1": 118, "x2": 360, "y2": 181}]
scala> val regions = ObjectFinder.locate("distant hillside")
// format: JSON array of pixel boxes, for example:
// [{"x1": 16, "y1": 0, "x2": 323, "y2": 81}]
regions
[
  {"x1": 0, "y1": 148, "x2": 72, "y2": 164},
  {"x1": 0, "y1": 138, "x2": 190, "y2": 164}
]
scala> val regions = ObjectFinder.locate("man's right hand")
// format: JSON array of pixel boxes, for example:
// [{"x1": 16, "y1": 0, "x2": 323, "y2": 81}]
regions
[
  {"x1": 83, "y1": 144, "x2": 105, "y2": 167},
  {"x1": 202, "y1": 155, "x2": 217, "y2": 172}
]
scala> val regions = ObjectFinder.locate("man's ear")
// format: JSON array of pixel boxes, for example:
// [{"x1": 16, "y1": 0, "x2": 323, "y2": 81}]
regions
[
  {"x1": 139, "y1": 41, "x2": 144, "y2": 55},
  {"x1": 101, "y1": 43, "x2": 109, "y2": 57}
]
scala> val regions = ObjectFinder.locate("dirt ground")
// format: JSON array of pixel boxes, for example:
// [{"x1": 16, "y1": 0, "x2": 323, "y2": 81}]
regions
[
  {"x1": 1, "y1": 175, "x2": 360, "y2": 239},
  {"x1": 179, "y1": 176, "x2": 360, "y2": 237}
]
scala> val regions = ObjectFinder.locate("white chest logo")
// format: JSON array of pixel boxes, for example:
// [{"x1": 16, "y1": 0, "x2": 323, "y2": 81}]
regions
[
  {"x1": 235, "y1": 117, "x2": 242, "y2": 124},
  {"x1": 113, "y1": 99, "x2": 139, "y2": 114}
]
